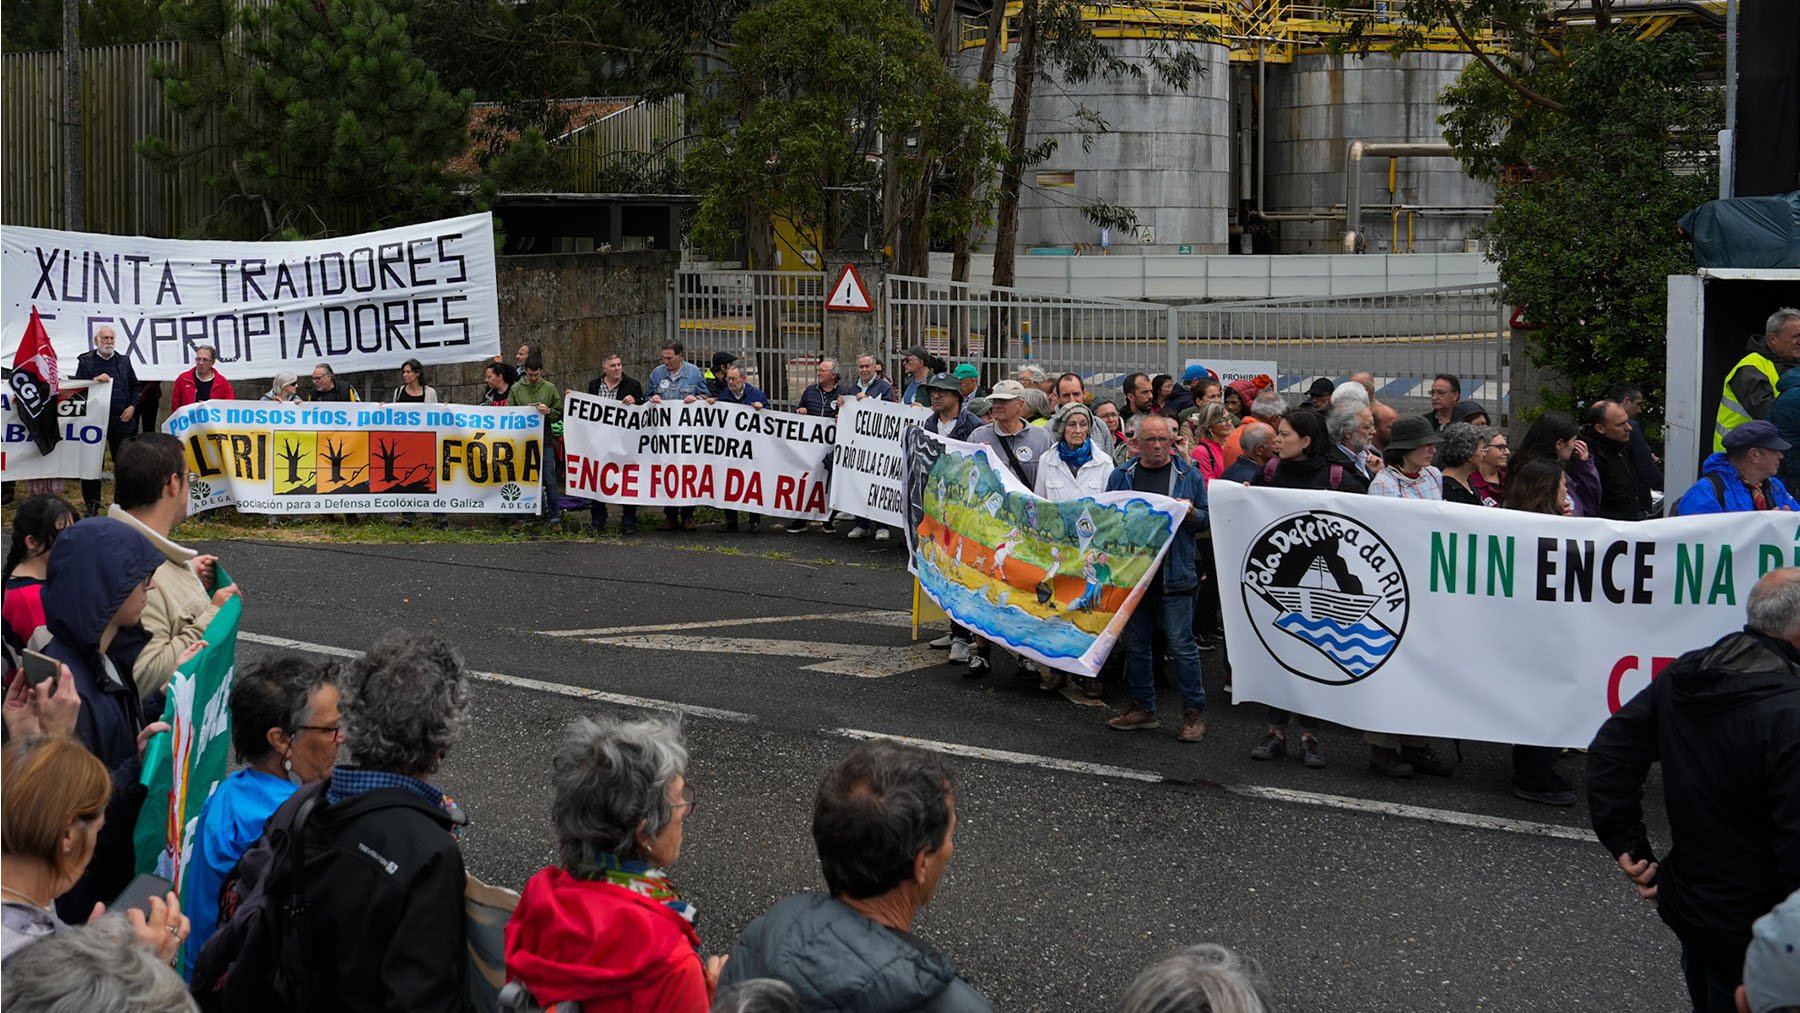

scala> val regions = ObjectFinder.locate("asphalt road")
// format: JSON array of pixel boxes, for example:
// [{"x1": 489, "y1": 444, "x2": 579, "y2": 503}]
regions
[{"x1": 211, "y1": 523, "x2": 1684, "y2": 1012}]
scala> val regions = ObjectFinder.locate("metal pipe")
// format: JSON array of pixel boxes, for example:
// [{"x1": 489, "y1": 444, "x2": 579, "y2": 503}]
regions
[
  {"x1": 1254, "y1": 42, "x2": 1266, "y2": 219},
  {"x1": 1344, "y1": 141, "x2": 1454, "y2": 252},
  {"x1": 1721, "y1": 0, "x2": 1737, "y2": 199}
]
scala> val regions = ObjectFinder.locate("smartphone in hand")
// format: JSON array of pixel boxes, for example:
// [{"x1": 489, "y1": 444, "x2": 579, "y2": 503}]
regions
[
  {"x1": 21, "y1": 650, "x2": 59, "y2": 695},
  {"x1": 111, "y1": 873, "x2": 175, "y2": 920}
]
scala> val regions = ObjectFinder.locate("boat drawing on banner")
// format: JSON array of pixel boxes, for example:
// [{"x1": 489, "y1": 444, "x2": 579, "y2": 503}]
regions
[{"x1": 1257, "y1": 556, "x2": 1397, "y2": 678}]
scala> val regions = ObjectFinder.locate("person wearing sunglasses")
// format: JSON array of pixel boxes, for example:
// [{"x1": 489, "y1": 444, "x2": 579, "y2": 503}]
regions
[
  {"x1": 507, "y1": 715, "x2": 719, "y2": 1012},
  {"x1": 183, "y1": 656, "x2": 340, "y2": 971}
]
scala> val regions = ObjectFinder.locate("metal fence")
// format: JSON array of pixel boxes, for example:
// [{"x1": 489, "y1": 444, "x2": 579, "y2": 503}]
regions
[
  {"x1": 3, "y1": 42, "x2": 221, "y2": 236},
  {"x1": 674, "y1": 269, "x2": 1508, "y2": 418},
  {"x1": 1175, "y1": 285, "x2": 1509, "y2": 418},
  {"x1": 673, "y1": 269, "x2": 827, "y2": 406}
]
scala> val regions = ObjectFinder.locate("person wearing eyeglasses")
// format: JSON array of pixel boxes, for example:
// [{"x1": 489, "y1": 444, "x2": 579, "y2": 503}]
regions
[
  {"x1": 506, "y1": 715, "x2": 719, "y2": 1012},
  {"x1": 183, "y1": 656, "x2": 340, "y2": 970},
  {"x1": 1468, "y1": 426, "x2": 1509, "y2": 506}
]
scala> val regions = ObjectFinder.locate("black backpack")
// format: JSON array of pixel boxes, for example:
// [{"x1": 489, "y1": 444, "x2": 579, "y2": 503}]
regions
[{"x1": 190, "y1": 779, "x2": 327, "y2": 1013}]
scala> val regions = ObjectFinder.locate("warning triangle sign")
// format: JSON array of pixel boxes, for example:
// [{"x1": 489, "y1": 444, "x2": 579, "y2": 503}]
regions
[{"x1": 826, "y1": 264, "x2": 874, "y2": 313}]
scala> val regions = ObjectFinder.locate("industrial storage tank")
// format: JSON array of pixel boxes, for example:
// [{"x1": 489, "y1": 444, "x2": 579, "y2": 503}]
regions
[
  {"x1": 1263, "y1": 51, "x2": 1495, "y2": 254},
  {"x1": 989, "y1": 38, "x2": 1233, "y2": 255}
]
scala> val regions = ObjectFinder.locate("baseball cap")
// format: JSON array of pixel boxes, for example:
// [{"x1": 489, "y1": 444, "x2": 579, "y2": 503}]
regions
[
  {"x1": 1308, "y1": 377, "x2": 1336, "y2": 398},
  {"x1": 923, "y1": 372, "x2": 962, "y2": 394},
  {"x1": 986, "y1": 379, "x2": 1028, "y2": 401},
  {"x1": 710, "y1": 350, "x2": 738, "y2": 371},
  {"x1": 953, "y1": 364, "x2": 980, "y2": 380},
  {"x1": 1182, "y1": 364, "x2": 1212, "y2": 383},
  {"x1": 1745, "y1": 888, "x2": 1800, "y2": 1013},
  {"x1": 1723, "y1": 420, "x2": 1792, "y2": 454}
]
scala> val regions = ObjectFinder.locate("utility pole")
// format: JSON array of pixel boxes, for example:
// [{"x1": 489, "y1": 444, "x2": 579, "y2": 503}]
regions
[{"x1": 62, "y1": 0, "x2": 85, "y2": 230}]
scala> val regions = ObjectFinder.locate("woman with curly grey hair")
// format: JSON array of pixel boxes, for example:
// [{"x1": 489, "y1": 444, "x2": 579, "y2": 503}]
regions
[
  {"x1": 1437, "y1": 422, "x2": 1489, "y2": 506},
  {"x1": 252, "y1": 630, "x2": 473, "y2": 1010},
  {"x1": 505, "y1": 714, "x2": 717, "y2": 1012}
]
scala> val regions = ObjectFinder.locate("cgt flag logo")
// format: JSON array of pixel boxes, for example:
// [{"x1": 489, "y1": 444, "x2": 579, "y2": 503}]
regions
[{"x1": 1241, "y1": 511, "x2": 1409, "y2": 685}]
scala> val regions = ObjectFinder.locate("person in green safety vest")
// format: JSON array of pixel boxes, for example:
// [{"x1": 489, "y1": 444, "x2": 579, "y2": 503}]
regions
[{"x1": 1715, "y1": 307, "x2": 1800, "y2": 451}]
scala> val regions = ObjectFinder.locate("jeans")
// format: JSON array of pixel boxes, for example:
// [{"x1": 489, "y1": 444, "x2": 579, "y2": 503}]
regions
[
  {"x1": 1680, "y1": 941, "x2": 1738, "y2": 1013},
  {"x1": 1125, "y1": 589, "x2": 1205, "y2": 713},
  {"x1": 1193, "y1": 535, "x2": 1221, "y2": 639},
  {"x1": 590, "y1": 502, "x2": 637, "y2": 530},
  {"x1": 80, "y1": 418, "x2": 134, "y2": 508}
]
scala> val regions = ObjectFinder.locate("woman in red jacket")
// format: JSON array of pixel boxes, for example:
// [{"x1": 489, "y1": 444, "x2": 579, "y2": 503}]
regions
[{"x1": 505, "y1": 716, "x2": 718, "y2": 1012}]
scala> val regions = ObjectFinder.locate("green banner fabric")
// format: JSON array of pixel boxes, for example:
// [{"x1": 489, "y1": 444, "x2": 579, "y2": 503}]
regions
[{"x1": 134, "y1": 567, "x2": 242, "y2": 905}]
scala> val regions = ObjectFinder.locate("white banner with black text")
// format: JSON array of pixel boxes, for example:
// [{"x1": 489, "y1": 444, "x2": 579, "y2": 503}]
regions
[
  {"x1": 828, "y1": 398, "x2": 932, "y2": 527},
  {"x1": 3, "y1": 214, "x2": 500, "y2": 381}
]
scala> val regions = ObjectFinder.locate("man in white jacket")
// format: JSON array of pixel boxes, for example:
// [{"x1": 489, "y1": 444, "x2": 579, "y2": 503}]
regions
[{"x1": 107, "y1": 434, "x2": 241, "y2": 696}]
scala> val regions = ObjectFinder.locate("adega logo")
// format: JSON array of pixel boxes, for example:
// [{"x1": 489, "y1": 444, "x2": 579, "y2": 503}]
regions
[{"x1": 1241, "y1": 511, "x2": 1409, "y2": 685}]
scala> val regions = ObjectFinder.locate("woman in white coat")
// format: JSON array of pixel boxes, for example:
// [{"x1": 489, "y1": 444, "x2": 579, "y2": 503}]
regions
[{"x1": 1032, "y1": 403, "x2": 1114, "y2": 692}]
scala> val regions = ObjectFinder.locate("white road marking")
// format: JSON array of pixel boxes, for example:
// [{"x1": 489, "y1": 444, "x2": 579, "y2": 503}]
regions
[
  {"x1": 238, "y1": 631, "x2": 757, "y2": 722},
  {"x1": 830, "y1": 728, "x2": 1166, "y2": 782},
  {"x1": 1226, "y1": 784, "x2": 1595, "y2": 842},
  {"x1": 577, "y1": 635, "x2": 942, "y2": 678},
  {"x1": 240, "y1": 632, "x2": 1591, "y2": 842},
  {"x1": 540, "y1": 609, "x2": 911, "y2": 638}
]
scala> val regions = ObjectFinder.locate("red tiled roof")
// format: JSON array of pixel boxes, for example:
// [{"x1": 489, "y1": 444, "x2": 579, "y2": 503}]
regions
[{"x1": 447, "y1": 98, "x2": 634, "y2": 176}]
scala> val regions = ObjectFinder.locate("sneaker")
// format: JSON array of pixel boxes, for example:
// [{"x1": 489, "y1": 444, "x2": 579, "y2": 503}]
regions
[
  {"x1": 786, "y1": 520, "x2": 809, "y2": 533},
  {"x1": 1402, "y1": 745, "x2": 1455, "y2": 777},
  {"x1": 681, "y1": 519, "x2": 697, "y2": 531},
  {"x1": 659, "y1": 517, "x2": 682, "y2": 532},
  {"x1": 929, "y1": 634, "x2": 954, "y2": 649},
  {"x1": 1016, "y1": 658, "x2": 1039, "y2": 683},
  {"x1": 1513, "y1": 785, "x2": 1576, "y2": 807},
  {"x1": 1368, "y1": 746, "x2": 1415, "y2": 778},
  {"x1": 1249, "y1": 731, "x2": 1287, "y2": 761},
  {"x1": 1177, "y1": 708, "x2": 1207, "y2": 743},
  {"x1": 1222, "y1": 682, "x2": 1233, "y2": 696},
  {"x1": 84, "y1": 501, "x2": 102, "y2": 519},
  {"x1": 1300, "y1": 735, "x2": 1326, "y2": 769},
  {"x1": 747, "y1": 517, "x2": 760, "y2": 532},
  {"x1": 874, "y1": 528, "x2": 892, "y2": 541},
  {"x1": 1107, "y1": 705, "x2": 1160, "y2": 731},
  {"x1": 964, "y1": 654, "x2": 991, "y2": 679},
  {"x1": 847, "y1": 526, "x2": 869, "y2": 539},
  {"x1": 948, "y1": 640, "x2": 971, "y2": 663}
]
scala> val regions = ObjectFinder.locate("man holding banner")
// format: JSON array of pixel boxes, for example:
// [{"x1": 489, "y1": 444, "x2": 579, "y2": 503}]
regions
[
  {"x1": 1103, "y1": 415, "x2": 1210, "y2": 743},
  {"x1": 73, "y1": 327, "x2": 140, "y2": 517},
  {"x1": 107, "y1": 434, "x2": 240, "y2": 696}
]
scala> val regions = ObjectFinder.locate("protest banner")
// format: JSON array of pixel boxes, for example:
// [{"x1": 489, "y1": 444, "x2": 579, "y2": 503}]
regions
[
  {"x1": 1210, "y1": 483, "x2": 1797, "y2": 748},
  {"x1": 1190, "y1": 359, "x2": 1278, "y2": 387},
  {"x1": 829, "y1": 398, "x2": 931, "y2": 527},
  {"x1": 2, "y1": 214, "x2": 500, "y2": 381},
  {"x1": 562, "y1": 393, "x2": 836, "y2": 519},
  {"x1": 900, "y1": 428, "x2": 1188, "y2": 677},
  {"x1": 134, "y1": 578, "x2": 240, "y2": 944},
  {"x1": 164, "y1": 400, "x2": 543, "y2": 514},
  {"x1": 2, "y1": 380, "x2": 106, "y2": 480}
]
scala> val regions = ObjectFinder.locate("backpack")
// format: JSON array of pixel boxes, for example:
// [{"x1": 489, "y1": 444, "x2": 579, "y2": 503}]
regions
[{"x1": 190, "y1": 780, "x2": 326, "y2": 1013}]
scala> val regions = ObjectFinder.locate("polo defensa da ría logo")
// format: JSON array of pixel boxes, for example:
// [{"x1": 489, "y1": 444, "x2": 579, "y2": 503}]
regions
[{"x1": 1241, "y1": 511, "x2": 1409, "y2": 685}]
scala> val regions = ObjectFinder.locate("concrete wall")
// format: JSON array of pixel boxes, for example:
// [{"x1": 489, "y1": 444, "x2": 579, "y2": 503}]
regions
[
  {"x1": 925, "y1": 251, "x2": 1497, "y2": 303},
  {"x1": 988, "y1": 39, "x2": 1234, "y2": 255},
  {"x1": 1266, "y1": 52, "x2": 1494, "y2": 254},
  {"x1": 323, "y1": 250, "x2": 679, "y2": 404}
]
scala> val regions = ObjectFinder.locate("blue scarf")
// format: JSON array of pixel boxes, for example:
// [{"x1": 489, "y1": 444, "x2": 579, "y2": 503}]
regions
[{"x1": 1058, "y1": 438, "x2": 1094, "y2": 470}]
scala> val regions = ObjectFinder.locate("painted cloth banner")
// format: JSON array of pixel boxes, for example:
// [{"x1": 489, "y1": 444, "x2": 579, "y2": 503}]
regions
[
  {"x1": 1210, "y1": 483, "x2": 1797, "y2": 748},
  {"x1": 901, "y1": 428, "x2": 1188, "y2": 677},
  {"x1": 2, "y1": 379, "x2": 106, "y2": 479},
  {"x1": 2, "y1": 214, "x2": 500, "y2": 381},
  {"x1": 562, "y1": 393, "x2": 836, "y2": 519},
  {"x1": 134, "y1": 578, "x2": 240, "y2": 929},
  {"x1": 829, "y1": 398, "x2": 932, "y2": 527},
  {"x1": 164, "y1": 401, "x2": 543, "y2": 514}
]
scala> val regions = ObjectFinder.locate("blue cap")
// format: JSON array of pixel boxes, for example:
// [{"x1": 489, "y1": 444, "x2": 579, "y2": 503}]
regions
[
  {"x1": 1724, "y1": 420, "x2": 1791, "y2": 453},
  {"x1": 1182, "y1": 364, "x2": 1211, "y2": 383}
]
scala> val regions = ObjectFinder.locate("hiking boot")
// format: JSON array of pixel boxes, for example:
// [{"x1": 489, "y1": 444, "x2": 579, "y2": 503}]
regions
[
  {"x1": 681, "y1": 519, "x2": 697, "y2": 531},
  {"x1": 1300, "y1": 735, "x2": 1326, "y2": 769},
  {"x1": 1402, "y1": 745, "x2": 1455, "y2": 777},
  {"x1": 1513, "y1": 785, "x2": 1576, "y2": 807},
  {"x1": 963, "y1": 654, "x2": 991, "y2": 679},
  {"x1": 1076, "y1": 676, "x2": 1104, "y2": 699},
  {"x1": 929, "y1": 634, "x2": 954, "y2": 649},
  {"x1": 659, "y1": 516, "x2": 682, "y2": 532},
  {"x1": 1368, "y1": 746, "x2": 1415, "y2": 778},
  {"x1": 1039, "y1": 670, "x2": 1068, "y2": 692},
  {"x1": 723, "y1": 516, "x2": 739, "y2": 533},
  {"x1": 948, "y1": 640, "x2": 971, "y2": 663},
  {"x1": 1107, "y1": 705, "x2": 1160, "y2": 731},
  {"x1": 1177, "y1": 708, "x2": 1207, "y2": 744},
  {"x1": 1250, "y1": 731, "x2": 1287, "y2": 761}
]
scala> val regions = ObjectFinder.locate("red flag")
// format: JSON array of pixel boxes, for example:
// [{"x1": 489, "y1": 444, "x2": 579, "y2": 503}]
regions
[{"x1": 9, "y1": 306, "x2": 62, "y2": 456}]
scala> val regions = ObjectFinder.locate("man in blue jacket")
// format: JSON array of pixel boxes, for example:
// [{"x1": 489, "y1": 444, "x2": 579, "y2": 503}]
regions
[
  {"x1": 1102, "y1": 414, "x2": 1210, "y2": 743},
  {"x1": 1674, "y1": 421, "x2": 1799, "y2": 516}
]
